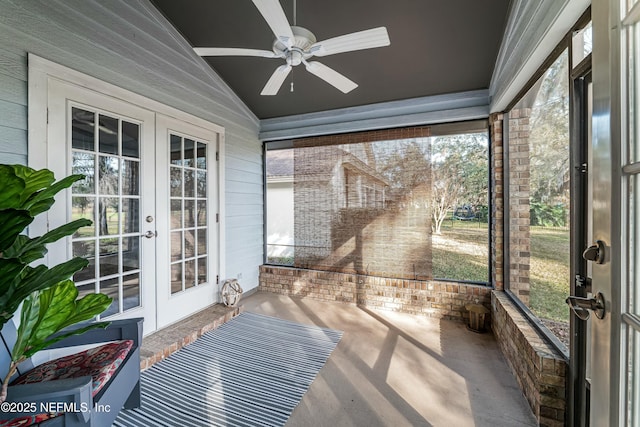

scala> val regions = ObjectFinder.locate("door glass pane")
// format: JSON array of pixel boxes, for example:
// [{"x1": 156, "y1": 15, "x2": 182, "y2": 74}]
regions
[
  {"x1": 72, "y1": 152, "x2": 95, "y2": 194},
  {"x1": 184, "y1": 138, "x2": 195, "y2": 167},
  {"x1": 123, "y1": 273, "x2": 140, "y2": 311},
  {"x1": 99, "y1": 157, "x2": 120, "y2": 195},
  {"x1": 77, "y1": 283, "x2": 97, "y2": 300},
  {"x1": 100, "y1": 277, "x2": 120, "y2": 318},
  {"x1": 123, "y1": 236, "x2": 140, "y2": 272},
  {"x1": 122, "y1": 198, "x2": 140, "y2": 234},
  {"x1": 72, "y1": 240, "x2": 96, "y2": 282},
  {"x1": 185, "y1": 200, "x2": 195, "y2": 228},
  {"x1": 197, "y1": 142, "x2": 207, "y2": 169},
  {"x1": 198, "y1": 257, "x2": 207, "y2": 284},
  {"x1": 122, "y1": 122, "x2": 139, "y2": 158},
  {"x1": 99, "y1": 238, "x2": 119, "y2": 277},
  {"x1": 171, "y1": 231, "x2": 182, "y2": 262},
  {"x1": 168, "y1": 132, "x2": 209, "y2": 295},
  {"x1": 171, "y1": 263, "x2": 183, "y2": 294},
  {"x1": 184, "y1": 230, "x2": 195, "y2": 258},
  {"x1": 171, "y1": 200, "x2": 182, "y2": 229},
  {"x1": 72, "y1": 196, "x2": 96, "y2": 238},
  {"x1": 197, "y1": 171, "x2": 207, "y2": 198},
  {"x1": 197, "y1": 200, "x2": 207, "y2": 226},
  {"x1": 98, "y1": 198, "x2": 119, "y2": 236},
  {"x1": 185, "y1": 259, "x2": 196, "y2": 289},
  {"x1": 197, "y1": 228, "x2": 207, "y2": 255},
  {"x1": 71, "y1": 108, "x2": 95, "y2": 151},
  {"x1": 98, "y1": 115, "x2": 118, "y2": 155},
  {"x1": 170, "y1": 135, "x2": 182, "y2": 166},
  {"x1": 170, "y1": 167, "x2": 182, "y2": 197},
  {"x1": 71, "y1": 105, "x2": 143, "y2": 317},
  {"x1": 122, "y1": 160, "x2": 139, "y2": 195},
  {"x1": 185, "y1": 170, "x2": 195, "y2": 198}
]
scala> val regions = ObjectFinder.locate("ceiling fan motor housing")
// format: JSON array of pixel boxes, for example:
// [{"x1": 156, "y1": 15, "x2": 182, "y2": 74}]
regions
[{"x1": 274, "y1": 25, "x2": 316, "y2": 66}]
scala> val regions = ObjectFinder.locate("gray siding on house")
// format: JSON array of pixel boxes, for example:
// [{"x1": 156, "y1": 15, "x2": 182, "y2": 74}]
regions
[{"x1": 0, "y1": 0, "x2": 263, "y2": 289}]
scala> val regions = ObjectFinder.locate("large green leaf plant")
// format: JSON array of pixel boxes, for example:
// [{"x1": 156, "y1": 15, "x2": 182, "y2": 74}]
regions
[{"x1": 0, "y1": 165, "x2": 112, "y2": 403}]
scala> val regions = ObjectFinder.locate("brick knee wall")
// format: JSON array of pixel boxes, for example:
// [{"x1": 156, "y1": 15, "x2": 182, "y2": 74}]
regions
[
  {"x1": 259, "y1": 265, "x2": 492, "y2": 323},
  {"x1": 492, "y1": 290, "x2": 567, "y2": 426}
]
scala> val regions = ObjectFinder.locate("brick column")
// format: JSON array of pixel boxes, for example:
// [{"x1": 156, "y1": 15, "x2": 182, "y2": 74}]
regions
[
  {"x1": 507, "y1": 108, "x2": 531, "y2": 305},
  {"x1": 490, "y1": 113, "x2": 504, "y2": 290}
]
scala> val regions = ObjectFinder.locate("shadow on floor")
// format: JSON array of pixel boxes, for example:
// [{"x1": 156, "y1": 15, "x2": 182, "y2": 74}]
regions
[{"x1": 241, "y1": 291, "x2": 536, "y2": 427}]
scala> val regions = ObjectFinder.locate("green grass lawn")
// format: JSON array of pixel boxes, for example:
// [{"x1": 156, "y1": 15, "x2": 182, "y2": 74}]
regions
[
  {"x1": 529, "y1": 226, "x2": 570, "y2": 322},
  {"x1": 432, "y1": 220, "x2": 489, "y2": 282},
  {"x1": 431, "y1": 222, "x2": 570, "y2": 323}
]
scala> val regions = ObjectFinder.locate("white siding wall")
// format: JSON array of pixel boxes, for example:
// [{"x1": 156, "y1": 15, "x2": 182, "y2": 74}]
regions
[
  {"x1": 266, "y1": 180, "x2": 294, "y2": 258},
  {"x1": 0, "y1": 0, "x2": 264, "y2": 291}
]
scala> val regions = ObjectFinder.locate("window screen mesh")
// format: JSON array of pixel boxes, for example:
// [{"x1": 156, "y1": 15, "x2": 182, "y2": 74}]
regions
[{"x1": 290, "y1": 128, "x2": 433, "y2": 280}]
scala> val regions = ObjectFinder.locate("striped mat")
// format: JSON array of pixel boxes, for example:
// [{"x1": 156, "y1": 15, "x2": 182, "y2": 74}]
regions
[{"x1": 114, "y1": 312, "x2": 343, "y2": 427}]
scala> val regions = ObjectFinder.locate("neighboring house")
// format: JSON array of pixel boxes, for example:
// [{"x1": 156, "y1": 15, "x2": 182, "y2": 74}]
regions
[
  {"x1": 266, "y1": 144, "x2": 391, "y2": 268},
  {"x1": 266, "y1": 149, "x2": 294, "y2": 260}
]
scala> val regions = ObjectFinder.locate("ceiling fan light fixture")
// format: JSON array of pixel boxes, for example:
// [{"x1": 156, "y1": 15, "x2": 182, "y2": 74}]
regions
[{"x1": 286, "y1": 49, "x2": 304, "y2": 66}]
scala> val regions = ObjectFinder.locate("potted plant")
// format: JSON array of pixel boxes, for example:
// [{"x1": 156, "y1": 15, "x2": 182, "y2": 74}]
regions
[{"x1": 0, "y1": 164, "x2": 111, "y2": 403}]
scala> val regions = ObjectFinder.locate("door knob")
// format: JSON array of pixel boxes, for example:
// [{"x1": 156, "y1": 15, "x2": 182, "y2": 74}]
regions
[
  {"x1": 144, "y1": 230, "x2": 157, "y2": 239},
  {"x1": 583, "y1": 240, "x2": 606, "y2": 264},
  {"x1": 566, "y1": 292, "x2": 606, "y2": 320}
]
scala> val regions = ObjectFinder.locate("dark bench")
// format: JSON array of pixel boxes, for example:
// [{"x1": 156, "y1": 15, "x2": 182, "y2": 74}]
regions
[{"x1": 0, "y1": 317, "x2": 143, "y2": 426}]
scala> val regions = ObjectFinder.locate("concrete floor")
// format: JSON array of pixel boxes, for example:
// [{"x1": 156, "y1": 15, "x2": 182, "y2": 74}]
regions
[{"x1": 241, "y1": 291, "x2": 537, "y2": 427}]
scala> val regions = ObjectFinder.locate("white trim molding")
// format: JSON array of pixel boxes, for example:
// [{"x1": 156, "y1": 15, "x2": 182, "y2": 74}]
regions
[
  {"x1": 259, "y1": 90, "x2": 490, "y2": 141},
  {"x1": 489, "y1": 0, "x2": 590, "y2": 113}
]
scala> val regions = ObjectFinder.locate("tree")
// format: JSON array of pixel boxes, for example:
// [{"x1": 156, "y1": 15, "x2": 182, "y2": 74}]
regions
[
  {"x1": 529, "y1": 52, "x2": 570, "y2": 207},
  {"x1": 377, "y1": 140, "x2": 431, "y2": 196},
  {"x1": 431, "y1": 133, "x2": 488, "y2": 234},
  {"x1": 374, "y1": 135, "x2": 488, "y2": 235}
]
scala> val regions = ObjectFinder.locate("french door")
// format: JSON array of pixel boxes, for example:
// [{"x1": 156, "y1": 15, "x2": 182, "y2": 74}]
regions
[
  {"x1": 589, "y1": 0, "x2": 640, "y2": 425},
  {"x1": 45, "y1": 79, "x2": 221, "y2": 335},
  {"x1": 48, "y1": 80, "x2": 157, "y2": 334},
  {"x1": 155, "y1": 115, "x2": 218, "y2": 328}
]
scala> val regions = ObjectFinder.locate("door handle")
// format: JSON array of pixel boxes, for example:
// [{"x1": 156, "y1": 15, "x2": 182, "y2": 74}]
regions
[
  {"x1": 566, "y1": 292, "x2": 605, "y2": 320},
  {"x1": 583, "y1": 240, "x2": 606, "y2": 264},
  {"x1": 143, "y1": 230, "x2": 157, "y2": 239}
]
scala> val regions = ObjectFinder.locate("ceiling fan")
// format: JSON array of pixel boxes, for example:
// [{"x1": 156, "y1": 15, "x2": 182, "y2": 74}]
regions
[{"x1": 193, "y1": 0, "x2": 390, "y2": 95}]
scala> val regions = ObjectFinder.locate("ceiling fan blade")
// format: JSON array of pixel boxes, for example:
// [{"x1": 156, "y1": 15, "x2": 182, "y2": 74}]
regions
[
  {"x1": 252, "y1": 0, "x2": 295, "y2": 47},
  {"x1": 304, "y1": 61, "x2": 358, "y2": 93},
  {"x1": 261, "y1": 64, "x2": 292, "y2": 95},
  {"x1": 193, "y1": 47, "x2": 280, "y2": 58},
  {"x1": 309, "y1": 27, "x2": 390, "y2": 57}
]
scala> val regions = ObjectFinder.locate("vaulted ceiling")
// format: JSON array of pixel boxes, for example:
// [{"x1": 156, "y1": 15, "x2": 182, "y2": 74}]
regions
[{"x1": 151, "y1": 0, "x2": 511, "y2": 120}]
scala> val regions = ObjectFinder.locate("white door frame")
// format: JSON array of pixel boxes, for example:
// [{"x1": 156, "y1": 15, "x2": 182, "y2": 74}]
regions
[{"x1": 28, "y1": 54, "x2": 226, "y2": 335}]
